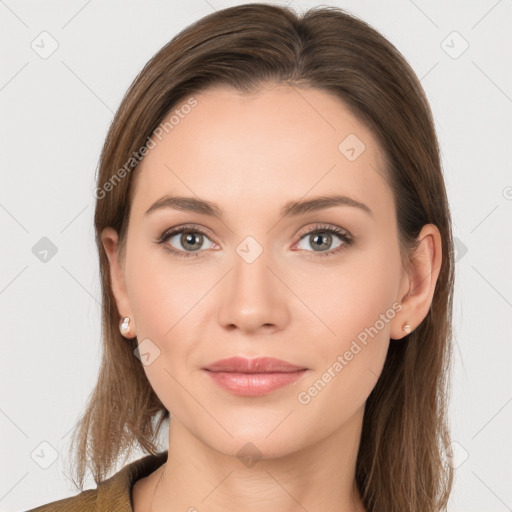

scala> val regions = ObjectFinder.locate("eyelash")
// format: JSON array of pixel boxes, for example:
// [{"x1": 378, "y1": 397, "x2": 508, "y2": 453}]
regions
[{"x1": 155, "y1": 223, "x2": 353, "y2": 259}]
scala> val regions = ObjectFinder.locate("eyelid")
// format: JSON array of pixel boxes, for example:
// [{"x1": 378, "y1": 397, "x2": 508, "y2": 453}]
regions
[
  {"x1": 157, "y1": 223, "x2": 215, "y2": 243},
  {"x1": 296, "y1": 223, "x2": 351, "y2": 240}
]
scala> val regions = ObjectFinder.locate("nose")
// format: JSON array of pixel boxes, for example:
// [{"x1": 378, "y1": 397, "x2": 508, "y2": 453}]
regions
[{"x1": 217, "y1": 248, "x2": 290, "y2": 335}]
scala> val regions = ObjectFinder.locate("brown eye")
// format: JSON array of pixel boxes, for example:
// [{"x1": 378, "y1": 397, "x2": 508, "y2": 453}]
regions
[
  {"x1": 177, "y1": 231, "x2": 205, "y2": 251},
  {"x1": 304, "y1": 232, "x2": 337, "y2": 252}
]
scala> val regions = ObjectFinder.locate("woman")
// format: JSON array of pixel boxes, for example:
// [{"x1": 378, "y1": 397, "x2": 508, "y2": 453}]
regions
[{"x1": 30, "y1": 3, "x2": 454, "y2": 511}]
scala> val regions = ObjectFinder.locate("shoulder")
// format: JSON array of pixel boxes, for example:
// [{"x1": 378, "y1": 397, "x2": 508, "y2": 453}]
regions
[{"x1": 27, "y1": 451, "x2": 168, "y2": 512}]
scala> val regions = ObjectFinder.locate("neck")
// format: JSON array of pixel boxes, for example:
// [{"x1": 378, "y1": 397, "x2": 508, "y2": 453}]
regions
[{"x1": 151, "y1": 407, "x2": 366, "y2": 512}]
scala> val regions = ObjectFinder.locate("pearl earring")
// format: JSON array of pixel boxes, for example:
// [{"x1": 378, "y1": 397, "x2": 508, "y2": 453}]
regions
[
  {"x1": 402, "y1": 322, "x2": 412, "y2": 334},
  {"x1": 119, "y1": 316, "x2": 132, "y2": 337}
]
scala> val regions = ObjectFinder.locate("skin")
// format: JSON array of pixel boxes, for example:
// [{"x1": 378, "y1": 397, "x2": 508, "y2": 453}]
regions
[{"x1": 101, "y1": 84, "x2": 442, "y2": 512}]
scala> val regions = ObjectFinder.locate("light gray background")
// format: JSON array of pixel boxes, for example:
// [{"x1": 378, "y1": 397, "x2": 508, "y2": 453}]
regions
[{"x1": 1, "y1": 1, "x2": 511, "y2": 511}]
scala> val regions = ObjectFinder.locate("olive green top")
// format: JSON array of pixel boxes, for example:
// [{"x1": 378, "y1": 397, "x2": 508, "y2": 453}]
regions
[{"x1": 27, "y1": 451, "x2": 168, "y2": 511}]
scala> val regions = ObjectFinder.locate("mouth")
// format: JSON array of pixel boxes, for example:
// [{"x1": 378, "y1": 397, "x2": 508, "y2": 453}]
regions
[{"x1": 202, "y1": 357, "x2": 308, "y2": 397}]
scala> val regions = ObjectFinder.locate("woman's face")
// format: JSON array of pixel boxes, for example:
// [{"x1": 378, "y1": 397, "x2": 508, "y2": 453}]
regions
[{"x1": 104, "y1": 84, "x2": 411, "y2": 458}]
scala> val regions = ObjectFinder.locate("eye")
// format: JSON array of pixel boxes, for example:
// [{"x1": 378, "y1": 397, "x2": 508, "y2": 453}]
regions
[
  {"x1": 156, "y1": 225, "x2": 217, "y2": 258},
  {"x1": 295, "y1": 224, "x2": 353, "y2": 258},
  {"x1": 156, "y1": 223, "x2": 353, "y2": 259}
]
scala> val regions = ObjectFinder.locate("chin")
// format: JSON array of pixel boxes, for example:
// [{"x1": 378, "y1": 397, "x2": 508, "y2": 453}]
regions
[
  {"x1": 208, "y1": 434, "x2": 302, "y2": 463},
  {"x1": 192, "y1": 415, "x2": 312, "y2": 461}
]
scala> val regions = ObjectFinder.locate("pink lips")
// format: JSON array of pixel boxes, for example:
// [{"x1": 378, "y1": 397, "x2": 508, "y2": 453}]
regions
[{"x1": 203, "y1": 357, "x2": 307, "y2": 397}]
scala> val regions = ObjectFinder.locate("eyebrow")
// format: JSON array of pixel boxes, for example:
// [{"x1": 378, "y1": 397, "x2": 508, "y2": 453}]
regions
[{"x1": 144, "y1": 194, "x2": 373, "y2": 219}]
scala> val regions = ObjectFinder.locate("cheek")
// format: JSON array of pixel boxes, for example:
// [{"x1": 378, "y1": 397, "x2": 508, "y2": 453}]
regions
[
  {"x1": 291, "y1": 241, "x2": 401, "y2": 405},
  {"x1": 293, "y1": 242, "x2": 401, "y2": 352},
  {"x1": 125, "y1": 243, "x2": 207, "y2": 339},
  {"x1": 124, "y1": 249, "x2": 202, "y2": 412},
  {"x1": 124, "y1": 247, "x2": 215, "y2": 393},
  {"x1": 294, "y1": 270, "x2": 399, "y2": 429}
]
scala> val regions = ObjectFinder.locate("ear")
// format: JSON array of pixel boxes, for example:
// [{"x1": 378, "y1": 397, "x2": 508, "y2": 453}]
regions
[
  {"x1": 101, "y1": 227, "x2": 137, "y2": 337},
  {"x1": 391, "y1": 223, "x2": 442, "y2": 340}
]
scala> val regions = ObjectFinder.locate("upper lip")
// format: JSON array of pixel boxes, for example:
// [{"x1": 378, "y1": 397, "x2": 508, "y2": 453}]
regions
[{"x1": 203, "y1": 357, "x2": 307, "y2": 373}]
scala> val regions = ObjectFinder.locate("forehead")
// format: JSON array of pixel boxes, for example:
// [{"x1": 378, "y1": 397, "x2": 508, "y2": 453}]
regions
[{"x1": 131, "y1": 84, "x2": 392, "y2": 222}]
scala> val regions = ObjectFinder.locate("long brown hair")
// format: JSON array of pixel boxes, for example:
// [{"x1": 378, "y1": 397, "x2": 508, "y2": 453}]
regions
[{"x1": 67, "y1": 4, "x2": 455, "y2": 510}]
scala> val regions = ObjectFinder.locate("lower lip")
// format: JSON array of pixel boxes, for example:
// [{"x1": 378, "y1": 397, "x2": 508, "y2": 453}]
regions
[{"x1": 204, "y1": 370, "x2": 307, "y2": 396}]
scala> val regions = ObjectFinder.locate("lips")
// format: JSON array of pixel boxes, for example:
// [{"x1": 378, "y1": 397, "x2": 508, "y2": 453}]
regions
[
  {"x1": 204, "y1": 356, "x2": 306, "y2": 373},
  {"x1": 202, "y1": 357, "x2": 308, "y2": 396}
]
